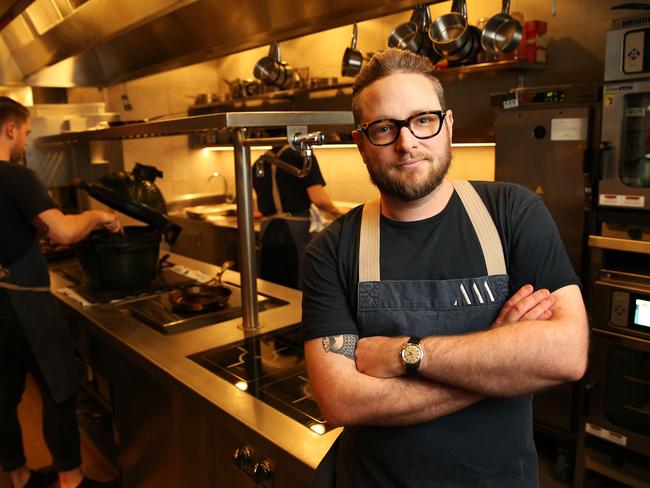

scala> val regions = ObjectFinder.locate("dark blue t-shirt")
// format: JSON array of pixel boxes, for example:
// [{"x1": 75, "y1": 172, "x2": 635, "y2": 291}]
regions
[{"x1": 0, "y1": 162, "x2": 56, "y2": 265}]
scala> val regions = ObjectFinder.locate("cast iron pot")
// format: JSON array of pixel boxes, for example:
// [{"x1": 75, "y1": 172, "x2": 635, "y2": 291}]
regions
[{"x1": 77, "y1": 226, "x2": 161, "y2": 290}]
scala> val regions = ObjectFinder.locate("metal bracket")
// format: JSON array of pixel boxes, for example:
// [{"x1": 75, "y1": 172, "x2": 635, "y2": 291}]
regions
[{"x1": 286, "y1": 126, "x2": 308, "y2": 151}]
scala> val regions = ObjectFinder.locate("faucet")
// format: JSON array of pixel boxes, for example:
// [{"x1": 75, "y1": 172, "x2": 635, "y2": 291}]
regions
[{"x1": 208, "y1": 171, "x2": 233, "y2": 203}]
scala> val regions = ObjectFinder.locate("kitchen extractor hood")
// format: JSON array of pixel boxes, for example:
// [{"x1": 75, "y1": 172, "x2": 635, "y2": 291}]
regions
[{"x1": 0, "y1": 0, "x2": 425, "y2": 87}]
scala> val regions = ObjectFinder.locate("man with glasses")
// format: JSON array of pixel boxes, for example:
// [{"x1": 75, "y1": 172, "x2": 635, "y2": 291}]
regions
[{"x1": 302, "y1": 48, "x2": 588, "y2": 487}]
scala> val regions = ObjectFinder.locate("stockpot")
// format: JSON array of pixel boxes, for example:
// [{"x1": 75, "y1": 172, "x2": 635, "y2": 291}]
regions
[{"x1": 76, "y1": 165, "x2": 181, "y2": 290}]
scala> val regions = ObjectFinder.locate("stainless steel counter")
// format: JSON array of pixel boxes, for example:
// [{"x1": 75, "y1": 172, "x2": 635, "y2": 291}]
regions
[{"x1": 50, "y1": 253, "x2": 340, "y2": 475}]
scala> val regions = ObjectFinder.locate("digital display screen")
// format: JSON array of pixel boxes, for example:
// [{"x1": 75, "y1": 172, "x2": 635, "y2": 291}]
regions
[{"x1": 633, "y1": 298, "x2": 650, "y2": 328}]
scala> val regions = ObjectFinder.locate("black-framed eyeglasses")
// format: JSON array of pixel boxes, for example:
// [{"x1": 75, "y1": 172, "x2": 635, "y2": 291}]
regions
[{"x1": 356, "y1": 110, "x2": 447, "y2": 146}]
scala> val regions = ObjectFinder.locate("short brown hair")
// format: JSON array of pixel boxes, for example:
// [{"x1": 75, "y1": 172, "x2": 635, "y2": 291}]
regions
[
  {"x1": 352, "y1": 48, "x2": 446, "y2": 124},
  {"x1": 0, "y1": 96, "x2": 30, "y2": 128}
]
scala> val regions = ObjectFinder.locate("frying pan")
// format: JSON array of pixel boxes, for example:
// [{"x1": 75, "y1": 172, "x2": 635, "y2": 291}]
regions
[
  {"x1": 341, "y1": 22, "x2": 364, "y2": 77},
  {"x1": 480, "y1": 0, "x2": 523, "y2": 54},
  {"x1": 168, "y1": 261, "x2": 234, "y2": 313}
]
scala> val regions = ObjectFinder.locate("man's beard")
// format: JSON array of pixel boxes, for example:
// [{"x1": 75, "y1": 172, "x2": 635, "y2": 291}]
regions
[{"x1": 366, "y1": 147, "x2": 452, "y2": 202}]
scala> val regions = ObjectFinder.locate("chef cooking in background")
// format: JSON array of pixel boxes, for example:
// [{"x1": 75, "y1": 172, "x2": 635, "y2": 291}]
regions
[
  {"x1": 0, "y1": 96, "x2": 121, "y2": 488},
  {"x1": 252, "y1": 140, "x2": 342, "y2": 290}
]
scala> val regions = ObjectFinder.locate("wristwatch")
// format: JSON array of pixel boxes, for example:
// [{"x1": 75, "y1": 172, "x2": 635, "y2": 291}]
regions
[{"x1": 400, "y1": 336, "x2": 424, "y2": 375}]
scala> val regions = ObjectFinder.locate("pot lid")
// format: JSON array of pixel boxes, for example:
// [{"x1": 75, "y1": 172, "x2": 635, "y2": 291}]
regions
[{"x1": 77, "y1": 179, "x2": 181, "y2": 245}]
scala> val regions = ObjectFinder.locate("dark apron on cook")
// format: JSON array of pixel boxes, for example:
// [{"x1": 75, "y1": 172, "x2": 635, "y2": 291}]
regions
[
  {"x1": 259, "y1": 147, "x2": 311, "y2": 289},
  {"x1": 314, "y1": 180, "x2": 538, "y2": 487},
  {"x1": 0, "y1": 236, "x2": 81, "y2": 404}
]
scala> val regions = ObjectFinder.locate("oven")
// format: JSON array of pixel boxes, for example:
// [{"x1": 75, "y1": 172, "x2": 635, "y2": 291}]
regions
[
  {"x1": 575, "y1": 237, "x2": 650, "y2": 486},
  {"x1": 600, "y1": 15, "x2": 650, "y2": 212}
]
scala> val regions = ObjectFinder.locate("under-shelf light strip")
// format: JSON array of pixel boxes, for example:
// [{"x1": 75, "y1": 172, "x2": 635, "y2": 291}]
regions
[{"x1": 202, "y1": 142, "x2": 494, "y2": 152}]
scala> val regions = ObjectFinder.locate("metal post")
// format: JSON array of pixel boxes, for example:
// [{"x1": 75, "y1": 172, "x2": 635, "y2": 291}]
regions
[{"x1": 232, "y1": 128, "x2": 259, "y2": 330}]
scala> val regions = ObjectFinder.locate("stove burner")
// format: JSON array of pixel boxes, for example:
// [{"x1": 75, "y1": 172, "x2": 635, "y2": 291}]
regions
[
  {"x1": 188, "y1": 325, "x2": 332, "y2": 434},
  {"x1": 55, "y1": 263, "x2": 288, "y2": 334},
  {"x1": 124, "y1": 284, "x2": 285, "y2": 334},
  {"x1": 56, "y1": 264, "x2": 194, "y2": 304}
]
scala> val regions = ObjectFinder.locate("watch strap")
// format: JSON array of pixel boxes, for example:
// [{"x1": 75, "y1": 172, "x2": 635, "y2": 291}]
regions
[{"x1": 403, "y1": 336, "x2": 423, "y2": 376}]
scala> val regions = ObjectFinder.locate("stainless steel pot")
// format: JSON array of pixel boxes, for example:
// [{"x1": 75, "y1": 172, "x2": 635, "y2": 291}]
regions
[
  {"x1": 253, "y1": 42, "x2": 294, "y2": 89},
  {"x1": 77, "y1": 226, "x2": 161, "y2": 290},
  {"x1": 445, "y1": 25, "x2": 482, "y2": 63},
  {"x1": 480, "y1": 0, "x2": 523, "y2": 54},
  {"x1": 341, "y1": 22, "x2": 364, "y2": 77},
  {"x1": 388, "y1": 4, "x2": 435, "y2": 58},
  {"x1": 429, "y1": 0, "x2": 469, "y2": 56}
]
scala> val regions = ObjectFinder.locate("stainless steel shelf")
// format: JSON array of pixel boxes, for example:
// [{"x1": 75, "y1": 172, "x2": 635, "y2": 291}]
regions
[
  {"x1": 433, "y1": 60, "x2": 547, "y2": 78},
  {"x1": 35, "y1": 111, "x2": 354, "y2": 145},
  {"x1": 192, "y1": 82, "x2": 355, "y2": 110}
]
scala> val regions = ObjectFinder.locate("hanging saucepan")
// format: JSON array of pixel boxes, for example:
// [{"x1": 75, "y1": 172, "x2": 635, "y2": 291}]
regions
[
  {"x1": 429, "y1": 0, "x2": 470, "y2": 57},
  {"x1": 342, "y1": 22, "x2": 364, "y2": 77},
  {"x1": 253, "y1": 42, "x2": 294, "y2": 89},
  {"x1": 480, "y1": 0, "x2": 523, "y2": 54},
  {"x1": 168, "y1": 261, "x2": 234, "y2": 313},
  {"x1": 388, "y1": 4, "x2": 426, "y2": 54},
  {"x1": 446, "y1": 24, "x2": 482, "y2": 63}
]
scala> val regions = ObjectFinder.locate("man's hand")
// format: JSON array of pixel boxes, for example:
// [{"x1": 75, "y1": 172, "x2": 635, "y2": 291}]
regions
[
  {"x1": 355, "y1": 335, "x2": 405, "y2": 378},
  {"x1": 491, "y1": 284, "x2": 555, "y2": 329},
  {"x1": 98, "y1": 210, "x2": 123, "y2": 234},
  {"x1": 355, "y1": 284, "x2": 555, "y2": 379}
]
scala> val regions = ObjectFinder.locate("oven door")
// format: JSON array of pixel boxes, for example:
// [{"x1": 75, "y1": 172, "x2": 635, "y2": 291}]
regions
[
  {"x1": 583, "y1": 329, "x2": 650, "y2": 458},
  {"x1": 600, "y1": 80, "x2": 650, "y2": 211}
]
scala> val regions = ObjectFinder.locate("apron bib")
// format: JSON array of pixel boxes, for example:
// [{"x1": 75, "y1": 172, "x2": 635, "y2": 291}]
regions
[
  {"x1": 325, "y1": 181, "x2": 538, "y2": 488},
  {"x1": 0, "y1": 237, "x2": 81, "y2": 404}
]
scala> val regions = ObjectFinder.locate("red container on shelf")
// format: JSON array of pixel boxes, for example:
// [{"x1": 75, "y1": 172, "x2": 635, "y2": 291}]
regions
[{"x1": 524, "y1": 20, "x2": 548, "y2": 63}]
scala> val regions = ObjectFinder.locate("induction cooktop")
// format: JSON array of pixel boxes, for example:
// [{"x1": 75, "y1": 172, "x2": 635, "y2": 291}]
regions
[{"x1": 188, "y1": 324, "x2": 331, "y2": 434}]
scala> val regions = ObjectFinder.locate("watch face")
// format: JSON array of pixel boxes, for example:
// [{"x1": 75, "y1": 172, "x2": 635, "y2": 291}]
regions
[{"x1": 402, "y1": 343, "x2": 422, "y2": 365}]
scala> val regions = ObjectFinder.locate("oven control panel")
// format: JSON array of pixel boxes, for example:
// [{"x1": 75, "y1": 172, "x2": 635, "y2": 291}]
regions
[{"x1": 609, "y1": 290, "x2": 650, "y2": 334}]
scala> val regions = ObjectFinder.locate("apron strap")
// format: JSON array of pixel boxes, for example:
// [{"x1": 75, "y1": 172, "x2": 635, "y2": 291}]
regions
[
  {"x1": 358, "y1": 181, "x2": 506, "y2": 282},
  {"x1": 451, "y1": 180, "x2": 507, "y2": 276},
  {"x1": 359, "y1": 197, "x2": 381, "y2": 282},
  {"x1": 269, "y1": 145, "x2": 292, "y2": 216},
  {"x1": 0, "y1": 266, "x2": 50, "y2": 292}
]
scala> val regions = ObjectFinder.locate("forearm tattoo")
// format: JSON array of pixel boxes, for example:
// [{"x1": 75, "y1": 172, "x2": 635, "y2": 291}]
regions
[
  {"x1": 31, "y1": 216, "x2": 49, "y2": 236},
  {"x1": 321, "y1": 334, "x2": 358, "y2": 360}
]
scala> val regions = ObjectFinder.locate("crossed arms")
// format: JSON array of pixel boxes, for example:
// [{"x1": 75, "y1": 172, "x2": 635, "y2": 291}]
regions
[{"x1": 304, "y1": 284, "x2": 589, "y2": 427}]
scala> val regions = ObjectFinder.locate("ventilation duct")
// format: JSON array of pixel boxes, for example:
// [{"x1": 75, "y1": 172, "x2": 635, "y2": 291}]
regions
[{"x1": 0, "y1": 0, "x2": 424, "y2": 87}]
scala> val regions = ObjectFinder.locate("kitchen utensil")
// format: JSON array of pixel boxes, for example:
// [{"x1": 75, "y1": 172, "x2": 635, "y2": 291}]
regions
[
  {"x1": 342, "y1": 22, "x2": 364, "y2": 77},
  {"x1": 253, "y1": 42, "x2": 294, "y2": 89},
  {"x1": 446, "y1": 24, "x2": 482, "y2": 63},
  {"x1": 76, "y1": 177, "x2": 181, "y2": 245},
  {"x1": 388, "y1": 5, "x2": 429, "y2": 53},
  {"x1": 76, "y1": 226, "x2": 162, "y2": 290},
  {"x1": 168, "y1": 261, "x2": 234, "y2": 312},
  {"x1": 480, "y1": 0, "x2": 523, "y2": 54},
  {"x1": 429, "y1": 0, "x2": 470, "y2": 56},
  {"x1": 417, "y1": 5, "x2": 438, "y2": 61}
]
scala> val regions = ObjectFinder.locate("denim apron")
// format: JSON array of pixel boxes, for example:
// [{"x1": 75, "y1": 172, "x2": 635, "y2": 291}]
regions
[
  {"x1": 333, "y1": 180, "x2": 538, "y2": 487},
  {"x1": 0, "y1": 236, "x2": 81, "y2": 403}
]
